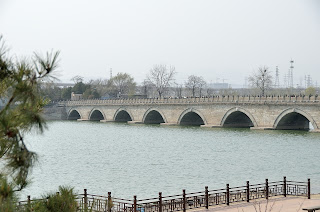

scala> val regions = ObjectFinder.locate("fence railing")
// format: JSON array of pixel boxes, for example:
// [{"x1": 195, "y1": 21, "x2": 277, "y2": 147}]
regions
[
  {"x1": 57, "y1": 95, "x2": 320, "y2": 107},
  {"x1": 18, "y1": 177, "x2": 310, "y2": 212}
]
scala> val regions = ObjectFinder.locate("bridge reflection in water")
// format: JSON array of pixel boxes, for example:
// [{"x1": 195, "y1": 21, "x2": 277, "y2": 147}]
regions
[{"x1": 62, "y1": 96, "x2": 320, "y2": 132}]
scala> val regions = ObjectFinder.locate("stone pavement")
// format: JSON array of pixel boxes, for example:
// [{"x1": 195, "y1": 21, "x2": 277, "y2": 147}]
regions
[{"x1": 194, "y1": 195, "x2": 320, "y2": 212}]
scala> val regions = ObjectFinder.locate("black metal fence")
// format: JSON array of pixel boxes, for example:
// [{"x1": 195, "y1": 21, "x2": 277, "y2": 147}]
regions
[{"x1": 18, "y1": 177, "x2": 310, "y2": 212}]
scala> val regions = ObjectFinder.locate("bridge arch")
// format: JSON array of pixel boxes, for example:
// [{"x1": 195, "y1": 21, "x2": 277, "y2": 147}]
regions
[
  {"x1": 273, "y1": 108, "x2": 318, "y2": 130},
  {"x1": 67, "y1": 108, "x2": 82, "y2": 120},
  {"x1": 113, "y1": 108, "x2": 133, "y2": 122},
  {"x1": 178, "y1": 108, "x2": 207, "y2": 126},
  {"x1": 89, "y1": 108, "x2": 105, "y2": 121},
  {"x1": 142, "y1": 108, "x2": 167, "y2": 124},
  {"x1": 221, "y1": 107, "x2": 257, "y2": 128}
]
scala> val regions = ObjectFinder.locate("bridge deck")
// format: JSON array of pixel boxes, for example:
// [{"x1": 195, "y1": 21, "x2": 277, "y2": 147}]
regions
[{"x1": 60, "y1": 95, "x2": 320, "y2": 107}]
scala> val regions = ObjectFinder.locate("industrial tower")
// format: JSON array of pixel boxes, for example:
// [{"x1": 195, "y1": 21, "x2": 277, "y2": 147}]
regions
[{"x1": 289, "y1": 59, "x2": 294, "y2": 88}]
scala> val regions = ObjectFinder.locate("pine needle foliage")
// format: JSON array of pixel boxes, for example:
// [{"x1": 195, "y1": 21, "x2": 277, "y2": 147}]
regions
[
  {"x1": 0, "y1": 35, "x2": 60, "y2": 201},
  {"x1": 0, "y1": 177, "x2": 18, "y2": 212},
  {"x1": 28, "y1": 186, "x2": 78, "y2": 212}
]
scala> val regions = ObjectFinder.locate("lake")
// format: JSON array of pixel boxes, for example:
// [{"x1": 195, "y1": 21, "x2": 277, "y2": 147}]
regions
[{"x1": 22, "y1": 121, "x2": 320, "y2": 200}]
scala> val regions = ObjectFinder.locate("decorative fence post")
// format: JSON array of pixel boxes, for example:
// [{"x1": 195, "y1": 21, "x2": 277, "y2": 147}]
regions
[
  {"x1": 183, "y1": 189, "x2": 186, "y2": 212},
  {"x1": 133, "y1": 195, "x2": 137, "y2": 212},
  {"x1": 265, "y1": 179, "x2": 269, "y2": 200},
  {"x1": 84, "y1": 189, "x2": 88, "y2": 210},
  {"x1": 283, "y1": 176, "x2": 287, "y2": 197},
  {"x1": 159, "y1": 192, "x2": 162, "y2": 212},
  {"x1": 308, "y1": 178, "x2": 311, "y2": 199},
  {"x1": 27, "y1": 195, "x2": 31, "y2": 209},
  {"x1": 205, "y1": 186, "x2": 209, "y2": 209},
  {"x1": 246, "y1": 181, "x2": 250, "y2": 202},
  {"x1": 226, "y1": 184, "x2": 230, "y2": 206},
  {"x1": 108, "y1": 192, "x2": 112, "y2": 212}
]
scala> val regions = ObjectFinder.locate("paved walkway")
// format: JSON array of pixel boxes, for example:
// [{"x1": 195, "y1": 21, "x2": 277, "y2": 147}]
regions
[{"x1": 195, "y1": 195, "x2": 320, "y2": 212}]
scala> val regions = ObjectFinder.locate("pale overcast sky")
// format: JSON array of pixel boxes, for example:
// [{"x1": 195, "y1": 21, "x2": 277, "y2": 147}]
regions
[{"x1": 1, "y1": 0, "x2": 319, "y2": 87}]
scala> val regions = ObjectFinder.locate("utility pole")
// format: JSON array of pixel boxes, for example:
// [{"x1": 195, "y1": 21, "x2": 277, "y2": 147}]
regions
[
  {"x1": 289, "y1": 59, "x2": 294, "y2": 89},
  {"x1": 307, "y1": 75, "x2": 312, "y2": 87},
  {"x1": 110, "y1": 68, "x2": 113, "y2": 79}
]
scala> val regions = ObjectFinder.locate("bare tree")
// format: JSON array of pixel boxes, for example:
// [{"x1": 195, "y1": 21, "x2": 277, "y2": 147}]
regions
[
  {"x1": 248, "y1": 66, "x2": 273, "y2": 96},
  {"x1": 185, "y1": 75, "x2": 206, "y2": 97},
  {"x1": 141, "y1": 79, "x2": 153, "y2": 97},
  {"x1": 199, "y1": 77, "x2": 207, "y2": 97},
  {"x1": 71, "y1": 75, "x2": 84, "y2": 83},
  {"x1": 174, "y1": 82, "x2": 183, "y2": 98},
  {"x1": 87, "y1": 78, "x2": 109, "y2": 97},
  {"x1": 147, "y1": 64, "x2": 176, "y2": 98}
]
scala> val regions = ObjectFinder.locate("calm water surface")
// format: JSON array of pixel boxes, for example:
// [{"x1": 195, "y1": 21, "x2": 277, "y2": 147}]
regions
[{"x1": 22, "y1": 121, "x2": 320, "y2": 199}]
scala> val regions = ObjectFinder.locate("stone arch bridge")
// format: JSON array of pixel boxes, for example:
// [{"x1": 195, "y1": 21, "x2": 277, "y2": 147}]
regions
[{"x1": 59, "y1": 95, "x2": 320, "y2": 132}]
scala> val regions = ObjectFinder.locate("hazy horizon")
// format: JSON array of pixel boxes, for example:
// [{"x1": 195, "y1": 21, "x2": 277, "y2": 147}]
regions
[{"x1": 1, "y1": 0, "x2": 319, "y2": 87}]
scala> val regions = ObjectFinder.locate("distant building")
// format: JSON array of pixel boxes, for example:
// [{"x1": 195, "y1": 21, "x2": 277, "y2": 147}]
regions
[
  {"x1": 71, "y1": 92, "x2": 83, "y2": 101},
  {"x1": 208, "y1": 83, "x2": 230, "y2": 89}
]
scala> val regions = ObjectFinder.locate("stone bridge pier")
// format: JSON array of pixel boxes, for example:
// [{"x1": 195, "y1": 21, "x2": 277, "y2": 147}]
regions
[{"x1": 61, "y1": 96, "x2": 320, "y2": 132}]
